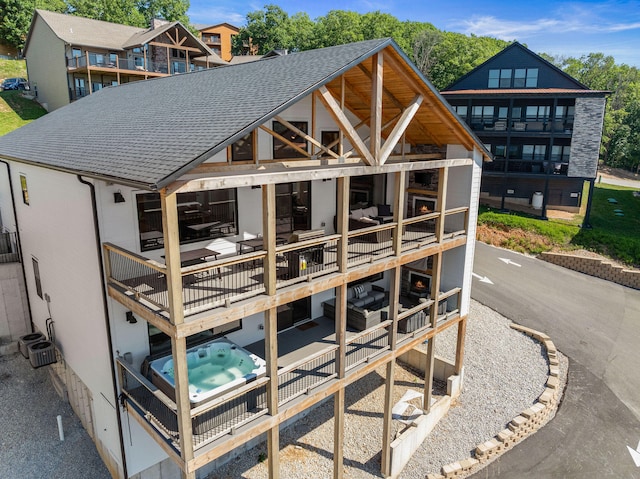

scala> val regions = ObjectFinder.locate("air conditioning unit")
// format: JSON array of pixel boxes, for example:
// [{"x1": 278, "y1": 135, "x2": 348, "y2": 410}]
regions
[
  {"x1": 28, "y1": 340, "x2": 56, "y2": 368},
  {"x1": 18, "y1": 332, "x2": 46, "y2": 358}
]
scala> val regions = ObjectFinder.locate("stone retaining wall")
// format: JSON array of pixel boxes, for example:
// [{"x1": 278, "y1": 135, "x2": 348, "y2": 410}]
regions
[{"x1": 540, "y1": 252, "x2": 640, "y2": 290}]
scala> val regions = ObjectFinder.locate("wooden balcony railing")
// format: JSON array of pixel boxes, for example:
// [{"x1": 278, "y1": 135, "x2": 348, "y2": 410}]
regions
[{"x1": 104, "y1": 207, "x2": 468, "y2": 318}]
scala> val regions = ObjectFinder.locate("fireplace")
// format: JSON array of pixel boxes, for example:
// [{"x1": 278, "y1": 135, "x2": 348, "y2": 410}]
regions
[
  {"x1": 408, "y1": 271, "x2": 431, "y2": 299},
  {"x1": 412, "y1": 196, "x2": 437, "y2": 216}
]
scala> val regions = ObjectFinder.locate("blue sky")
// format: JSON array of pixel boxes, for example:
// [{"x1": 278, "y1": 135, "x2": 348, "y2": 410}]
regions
[{"x1": 188, "y1": 0, "x2": 640, "y2": 66}]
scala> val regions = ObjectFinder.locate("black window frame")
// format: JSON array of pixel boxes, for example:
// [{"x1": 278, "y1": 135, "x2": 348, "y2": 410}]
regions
[
  {"x1": 147, "y1": 320, "x2": 242, "y2": 359},
  {"x1": 273, "y1": 120, "x2": 308, "y2": 159},
  {"x1": 231, "y1": 132, "x2": 254, "y2": 162},
  {"x1": 136, "y1": 188, "x2": 239, "y2": 252},
  {"x1": 19, "y1": 174, "x2": 29, "y2": 205}
]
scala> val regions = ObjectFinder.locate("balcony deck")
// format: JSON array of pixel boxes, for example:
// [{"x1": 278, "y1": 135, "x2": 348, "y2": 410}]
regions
[
  {"x1": 105, "y1": 210, "x2": 469, "y2": 322},
  {"x1": 118, "y1": 302, "x2": 461, "y2": 459}
]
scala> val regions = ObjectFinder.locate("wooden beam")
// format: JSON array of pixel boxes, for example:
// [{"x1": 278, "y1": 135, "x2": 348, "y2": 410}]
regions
[
  {"x1": 455, "y1": 317, "x2": 467, "y2": 374},
  {"x1": 436, "y1": 167, "x2": 449, "y2": 242},
  {"x1": 274, "y1": 116, "x2": 339, "y2": 159},
  {"x1": 160, "y1": 191, "x2": 184, "y2": 325},
  {"x1": 392, "y1": 171, "x2": 405, "y2": 256},
  {"x1": 370, "y1": 53, "x2": 383, "y2": 164},
  {"x1": 171, "y1": 336, "x2": 195, "y2": 475},
  {"x1": 333, "y1": 388, "x2": 345, "y2": 479},
  {"x1": 264, "y1": 307, "x2": 280, "y2": 478},
  {"x1": 336, "y1": 176, "x2": 350, "y2": 272},
  {"x1": 381, "y1": 360, "x2": 395, "y2": 475},
  {"x1": 259, "y1": 124, "x2": 311, "y2": 159},
  {"x1": 382, "y1": 51, "x2": 475, "y2": 151},
  {"x1": 315, "y1": 87, "x2": 375, "y2": 166},
  {"x1": 379, "y1": 95, "x2": 423, "y2": 165},
  {"x1": 262, "y1": 184, "x2": 277, "y2": 294},
  {"x1": 148, "y1": 41, "x2": 204, "y2": 53}
]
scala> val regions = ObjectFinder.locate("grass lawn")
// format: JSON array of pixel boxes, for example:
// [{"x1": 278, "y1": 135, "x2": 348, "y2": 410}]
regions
[
  {"x1": 477, "y1": 182, "x2": 640, "y2": 268},
  {"x1": 0, "y1": 90, "x2": 47, "y2": 135},
  {"x1": 0, "y1": 59, "x2": 27, "y2": 80}
]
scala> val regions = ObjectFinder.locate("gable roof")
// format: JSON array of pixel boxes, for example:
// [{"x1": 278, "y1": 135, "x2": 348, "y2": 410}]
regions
[
  {"x1": 0, "y1": 38, "x2": 487, "y2": 190},
  {"x1": 25, "y1": 10, "x2": 145, "y2": 53},
  {"x1": 199, "y1": 23, "x2": 240, "y2": 33},
  {"x1": 24, "y1": 10, "x2": 212, "y2": 57},
  {"x1": 443, "y1": 42, "x2": 589, "y2": 92}
]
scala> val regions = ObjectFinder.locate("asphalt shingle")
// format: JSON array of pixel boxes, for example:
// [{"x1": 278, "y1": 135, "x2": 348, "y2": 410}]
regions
[{"x1": 0, "y1": 38, "x2": 392, "y2": 189}]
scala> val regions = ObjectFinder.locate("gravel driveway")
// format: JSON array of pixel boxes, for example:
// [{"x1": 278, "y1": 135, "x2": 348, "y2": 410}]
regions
[{"x1": 0, "y1": 351, "x2": 110, "y2": 479}]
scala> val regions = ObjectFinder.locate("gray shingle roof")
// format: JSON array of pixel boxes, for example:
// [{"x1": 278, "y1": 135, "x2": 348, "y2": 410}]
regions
[
  {"x1": 0, "y1": 39, "x2": 394, "y2": 189},
  {"x1": 29, "y1": 10, "x2": 146, "y2": 52}
]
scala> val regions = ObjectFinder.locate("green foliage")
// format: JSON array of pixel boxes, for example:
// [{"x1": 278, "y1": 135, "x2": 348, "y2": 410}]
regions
[
  {"x1": 478, "y1": 184, "x2": 640, "y2": 267},
  {"x1": 1, "y1": 0, "x2": 192, "y2": 50},
  {"x1": 0, "y1": 58, "x2": 27, "y2": 79},
  {"x1": 0, "y1": 90, "x2": 48, "y2": 136},
  {"x1": 0, "y1": 0, "x2": 66, "y2": 49}
]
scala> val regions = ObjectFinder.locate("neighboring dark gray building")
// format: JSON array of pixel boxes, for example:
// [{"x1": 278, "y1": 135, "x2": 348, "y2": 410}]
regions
[{"x1": 441, "y1": 42, "x2": 607, "y2": 221}]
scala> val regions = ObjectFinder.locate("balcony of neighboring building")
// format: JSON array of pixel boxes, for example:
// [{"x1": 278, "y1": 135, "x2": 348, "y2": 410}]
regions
[{"x1": 67, "y1": 53, "x2": 170, "y2": 78}]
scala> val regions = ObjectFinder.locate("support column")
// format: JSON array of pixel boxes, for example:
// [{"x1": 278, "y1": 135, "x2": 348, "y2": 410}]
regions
[
  {"x1": 424, "y1": 252, "x2": 442, "y2": 412},
  {"x1": 262, "y1": 184, "x2": 280, "y2": 478},
  {"x1": 392, "y1": 171, "x2": 405, "y2": 256},
  {"x1": 161, "y1": 191, "x2": 194, "y2": 478},
  {"x1": 436, "y1": 167, "x2": 449, "y2": 242},
  {"x1": 455, "y1": 317, "x2": 467, "y2": 375},
  {"x1": 333, "y1": 175, "x2": 349, "y2": 479},
  {"x1": 381, "y1": 360, "x2": 395, "y2": 476},
  {"x1": 370, "y1": 53, "x2": 383, "y2": 164}
]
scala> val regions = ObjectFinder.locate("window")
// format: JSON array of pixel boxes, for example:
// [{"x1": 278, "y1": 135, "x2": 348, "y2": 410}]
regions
[
  {"x1": 273, "y1": 121, "x2": 308, "y2": 159},
  {"x1": 171, "y1": 61, "x2": 186, "y2": 74},
  {"x1": 498, "y1": 107, "x2": 509, "y2": 120},
  {"x1": 525, "y1": 105, "x2": 550, "y2": 121},
  {"x1": 511, "y1": 107, "x2": 522, "y2": 121},
  {"x1": 488, "y1": 69, "x2": 500, "y2": 88},
  {"x1": 489, "y1": 68, "x2": 537, "y2": 88},
  {"x1": 551, "y1": 145, "x2": 571, "y2": 161},
  {"x1": 471, "y1": 105, "x2": 494, "y2": 123},
  {"x1": 494, "y1": 145, "x2": 507, "y2": 158},
  {"x1": 522, "y1": 144, "x2": 546, "y2": 161},
  {"x1": 555, "y1": 105, "x2": 575, "y2": 120},
  {"x1": 74, "y1": 78, "x2": 86, "y2": 98},
  {"x1": 276, "y1": 182, "x2": 310, "y2": 233},
  {"x1": 321, "y1": 131, "x2": 340, "y2": 154},
  {"x1": 231, "y1": 132, "x2": 254, "y2": 161},
  {"x1": 19, "y1": 174, "x2": 29, "y2": 205},
  {"x1": 171, "y1": 49, "x2": 186, "y2": 59},
  {"x1": 136, "y1": 189, "x2": 238, "y2": 251},
  {"x1": 452, "y1": 105, "x2": 467, "y2": 116},
  {"x1": 32, "y1": 257, "x2": 43, "y2": 299},
  {"x1": 88, "y1": 52, "x2": 105, "y2": 66},
  {"x1": 72, "y1": 48, "x2": 82, "y2": 58},
  {"x1": 109, "y1": 53, "x2": 118, "y2": 65}
]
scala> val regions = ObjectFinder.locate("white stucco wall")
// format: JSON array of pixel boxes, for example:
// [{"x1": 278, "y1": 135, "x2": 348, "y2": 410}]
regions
[{"x1": 7, "y1": 163, "x2": 122, "y2": 470}]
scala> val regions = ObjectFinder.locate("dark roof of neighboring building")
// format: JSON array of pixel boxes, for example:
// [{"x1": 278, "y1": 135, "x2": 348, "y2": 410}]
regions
[
  {"x1": 0, "y1": 38, "x2": 488, "y2": 190},
  {"x1": 443, "y1": 42, "x2": 590, "y2": 92}
]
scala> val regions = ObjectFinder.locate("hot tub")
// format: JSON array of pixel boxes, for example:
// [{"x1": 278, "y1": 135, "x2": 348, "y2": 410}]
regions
[{"x1": 149, "y1": 338, "x2": 266, "y2": 408}]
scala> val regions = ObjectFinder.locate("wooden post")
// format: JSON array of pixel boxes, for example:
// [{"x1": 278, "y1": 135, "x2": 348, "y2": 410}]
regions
[
  {"x1": 424, "y1": 252, "x2": 442, "y2": 411},
  {"x1": 392, "y1": 171, "x2": 405, "y2": 256},
  {"x1": 336, "y1": 176, "x2": 350, "y2": 272},
  {"x1": 333, "y1": 387, "x2": 345, "y2": 479},
  {"x1": 262, "y1": 184, "x2": 277, "y2": 294},
  {"x1": 160, "y1": 191, "x2": 193, "y2": 476},
  {"x1": 436, "y1": 167, "x2": 449, "y2": 242},
  {"x1": 370, "y1": 53, "x2": 383, "y2": 164},
  {"x1": 381, "y1": 360, "x2": 395, "y2": 476},
  {"x1": 455, "y1": 317, "x2": 467, "y2": 375},
  {"x1": 262, "y1": 183, "x2": 280, "y2": 477},
  {"x1": 86, "y1": 51, "x2": 93, "y2": 95}
]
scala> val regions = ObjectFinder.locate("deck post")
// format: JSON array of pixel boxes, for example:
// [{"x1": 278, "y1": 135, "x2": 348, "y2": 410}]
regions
[
  {"x1": 392, "y1": 171, "x2": 405, "y2": 256},
  {"x1": 262, "y1": 183, "x2": 280, "y2": 477},
  {"x1": 455, "y1": 316, "x2": 467, "y2": 374},
  {"x1": 161, "y1": 191, "x2": 194, "y2": 475},
  {"x1": 424, "y1": 252, "x2": 442, "y2": 412},
  {"x1": 437, "y1": 167, "x2": 448, "y2": 242},
  {"x1": 381, "y1": 359, "x2": 395, "y2": 476}
]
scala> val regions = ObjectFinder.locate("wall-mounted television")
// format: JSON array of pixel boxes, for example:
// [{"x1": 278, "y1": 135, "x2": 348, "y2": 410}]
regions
[{"x1": 414, "y1": 171, "x2": 433, "y2": 186}]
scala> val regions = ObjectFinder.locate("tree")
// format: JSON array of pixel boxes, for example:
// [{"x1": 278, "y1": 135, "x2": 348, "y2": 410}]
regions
[
  {"x1": 313, "y1": 10, "x2": 364, "y2": 48},
  {"x1": 0, "y1": 0, "x2": 66, "y2": 49},
  {"x1": 232, "y1": 4, "x2": 293, "y2": 55}
]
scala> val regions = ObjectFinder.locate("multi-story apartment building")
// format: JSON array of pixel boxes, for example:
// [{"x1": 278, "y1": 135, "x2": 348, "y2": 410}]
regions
[
  {"x1": 0, "y1": 39, "x2": 487, "y2": 478},
  {"x1": 441, "y1": 42, "x2": 607, "y2": 220},
  {"x1": 23, "y1": 10, "x2": 225, "y2": 111},
  {"x1": 198, "y1": 23, "x2": 240, "y2": 62}
]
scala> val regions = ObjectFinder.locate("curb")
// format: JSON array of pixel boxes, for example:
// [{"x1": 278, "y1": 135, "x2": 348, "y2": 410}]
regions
[{"x1": 426, "y1": 323, "x2": 565, "y2": 479}]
